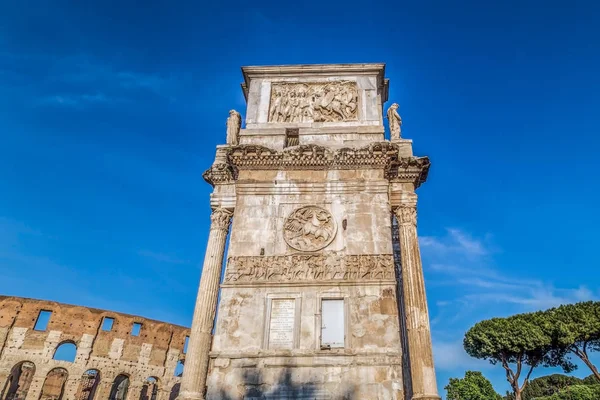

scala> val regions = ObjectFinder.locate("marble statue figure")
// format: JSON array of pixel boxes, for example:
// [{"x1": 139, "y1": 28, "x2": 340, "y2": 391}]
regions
[
  {"x1": 226, "y1": 110, "x2": 242, "y2": 145},
  {"x1": 387, "y1": 103, "x2": 402, "y2": 140}
]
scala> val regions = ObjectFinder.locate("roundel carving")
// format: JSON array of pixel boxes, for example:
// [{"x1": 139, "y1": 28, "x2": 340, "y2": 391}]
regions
[{"x1": 283, "y1": 206, "x2": 337, "y2": 251}]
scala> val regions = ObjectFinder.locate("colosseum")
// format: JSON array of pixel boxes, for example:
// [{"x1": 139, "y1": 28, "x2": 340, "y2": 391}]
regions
[{"x1": 0, "y1": 296, "x2": 190, "y2": 400}]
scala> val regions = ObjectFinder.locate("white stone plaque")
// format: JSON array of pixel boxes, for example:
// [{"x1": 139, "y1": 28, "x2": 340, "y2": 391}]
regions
[{"x1": 268, "y1": 299, "x2": 296, "y2": 349}]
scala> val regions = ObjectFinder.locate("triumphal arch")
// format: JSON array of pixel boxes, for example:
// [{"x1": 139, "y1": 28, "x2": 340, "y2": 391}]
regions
[{"x1": 178, "y1": 64, "x2": 440, "y2": 400}]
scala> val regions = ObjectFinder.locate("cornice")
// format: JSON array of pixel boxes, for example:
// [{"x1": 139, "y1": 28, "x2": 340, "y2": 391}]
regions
[
  {"x1": 202, "y1": 161, "x2": 238, "y2": 187},
  {"x1": 203, "y1": 142, "x2": 430, "y2": 188}
]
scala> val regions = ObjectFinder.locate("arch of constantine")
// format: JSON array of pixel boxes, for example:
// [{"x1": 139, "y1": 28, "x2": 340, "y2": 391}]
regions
[
  {"x1": 0, "y1": 296, "x2": 189, "y2": 400},
  {"x1": 180, "y1": 63, "x2": 440, "y2": 400}
]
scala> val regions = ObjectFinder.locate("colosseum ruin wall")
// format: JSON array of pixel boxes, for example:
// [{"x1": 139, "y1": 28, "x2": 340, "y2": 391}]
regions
[{"x1": 0, "y1": 296, "x2": 189, "y2": 400}]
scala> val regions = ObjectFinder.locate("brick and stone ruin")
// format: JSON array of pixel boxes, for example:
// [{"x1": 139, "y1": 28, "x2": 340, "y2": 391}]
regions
[
  {"x1": 0, "y1": 296, "x2": 189, "y2": 400},
  {"x1": 179, "y1": 64, "x2": 441, "y2": 400}
]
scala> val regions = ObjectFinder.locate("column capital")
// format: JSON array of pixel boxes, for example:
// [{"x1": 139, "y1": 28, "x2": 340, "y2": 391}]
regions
[
  {"x1": 210, "y1": 208, "x2": 233, "y2": 232},
  {"x1": 394, "y1": 204, "x2": 417, "y2": 227}
]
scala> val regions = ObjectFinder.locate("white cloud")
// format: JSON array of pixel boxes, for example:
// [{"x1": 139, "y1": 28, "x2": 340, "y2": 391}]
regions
[
  {"x1": 433, "y1": 339, "x2": 491, "y2": 372},
  {"x1": 422, "y1": 228, "x2": 595, "y2": 315},
  {"x1": 447, "y1": 228, "x2": 488, "y2": 256},
  {"x1": 420, "y1": 228, "x2": 488, "y2": 259},
  {"x1": 12, "y1": 53, "x2": 178, "y2": 108},
  {"x1": 422, "y1": 228, "x2": 597, "y2": 395}
]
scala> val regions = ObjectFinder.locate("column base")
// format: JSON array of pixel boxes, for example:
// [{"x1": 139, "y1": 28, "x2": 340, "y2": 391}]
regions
[
  {"x1": 176, "y1": 390, "x2": 205, "y2": 400},
  {"x1": 412, "y1": 395, "x2": 441, "y2": 400}
]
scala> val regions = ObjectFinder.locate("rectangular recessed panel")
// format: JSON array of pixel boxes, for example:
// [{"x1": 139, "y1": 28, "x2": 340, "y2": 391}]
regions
[
  {"x1": 321, "y1": 299, "x2": 344, "y2": 348},
  {"x1": 268, "y1": 299, "x2": 296, "y2": 349}
]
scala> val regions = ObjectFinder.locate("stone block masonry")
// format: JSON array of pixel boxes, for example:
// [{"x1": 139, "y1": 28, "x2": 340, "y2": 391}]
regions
[
  {"x1": 181, "y1": 63, "x2": 440, "y2": 400},
  {"x1": 0, "y1": 296, "x2": 189, "y2": 400}
]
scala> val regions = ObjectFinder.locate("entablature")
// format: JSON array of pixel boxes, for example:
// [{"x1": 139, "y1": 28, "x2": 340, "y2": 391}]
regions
[{"x1": 203, "y1": 142, "x2": 430, "y2": 189}]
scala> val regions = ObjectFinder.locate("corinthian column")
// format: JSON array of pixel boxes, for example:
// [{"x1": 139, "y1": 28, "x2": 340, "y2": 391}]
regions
[
  {"x1": 394, "y1": 201, "x2": 440, "y2": 400},
  {"x1": 178, "y1": 207, "x2": 233, "y2": 400}
]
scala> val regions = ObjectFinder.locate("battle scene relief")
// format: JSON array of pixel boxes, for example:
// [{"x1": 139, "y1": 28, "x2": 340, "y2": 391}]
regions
[
  {"x1": 283, "y1": 206, "x2": 337, "y2": 252},
  {"x1": 268, "y1": 81, "x2": 359, "y2": 123},
  {"x1": 223, "y1": 254, "x2": 394, "y2": 284}
]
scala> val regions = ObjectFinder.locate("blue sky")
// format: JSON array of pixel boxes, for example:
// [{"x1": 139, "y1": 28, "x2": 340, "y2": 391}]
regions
[{"x1": 1, "y1": 0, "x2": 599, "y2": 396}]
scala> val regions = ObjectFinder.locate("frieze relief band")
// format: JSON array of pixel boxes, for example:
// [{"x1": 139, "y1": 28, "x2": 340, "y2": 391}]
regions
[
  {"x1": 210, "y1": 208, "x2": 233, "y2": 232},
  {"x1": 223, "y1": 253, "x2": 394, "y2": 284},
  {"x1": 269, "y1": 81, "x2": 359, "y2": 123}
]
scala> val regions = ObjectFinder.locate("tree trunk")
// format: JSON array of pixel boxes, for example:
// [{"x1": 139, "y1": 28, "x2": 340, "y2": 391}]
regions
[
  {"x1": 580, "y1": 353, "x2": 600, "y2": 382},
  {"x1": 514, "y1": 390, "x2": 521, "y2": 400},
  {"x1": 512, "y1": 384, "x2": 522, "y2": 400}
]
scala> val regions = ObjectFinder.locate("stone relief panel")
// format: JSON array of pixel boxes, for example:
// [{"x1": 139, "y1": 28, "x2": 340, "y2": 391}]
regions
[
  {"x1": 268, "y1": 81, "x2": 359, "y2": 123},
  {"x1": 283, "y1": 206, "x2": 337, "y2": 251},
  {"x1": 223, "y1": 254, "x2": 394, "y2": 283}
]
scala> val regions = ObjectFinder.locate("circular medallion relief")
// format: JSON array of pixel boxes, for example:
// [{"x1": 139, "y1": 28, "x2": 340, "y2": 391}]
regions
[{"x1": 283, "y1": 206, "x2": 337, "y2": 252}]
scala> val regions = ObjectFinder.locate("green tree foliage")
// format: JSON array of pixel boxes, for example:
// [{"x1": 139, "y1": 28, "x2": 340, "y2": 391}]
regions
[
  {"x1": 519, "y1": 375, "x2": 583, "y2": 399},
  {"x1": 445, "y1": 371, "x2": 502, "y2": 400},
  {"x1": 504, "y1": 375, "x2": 598, "y2": 400},
  {"x1": 464, "y1": 312, "x2": 574, "y2": 400},
  {"x1": 547, "y1": 302, "x2": 600, "y2": 382},
  {"x1": 535, "y1": 384, "x2": 600, "y2": 400},
  {"x1": 581, "y1": 375, "x2": 598, "y2": 386}
]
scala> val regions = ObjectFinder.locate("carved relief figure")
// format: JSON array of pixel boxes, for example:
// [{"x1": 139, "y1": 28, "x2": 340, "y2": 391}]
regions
[
  {"x1": 386, "y1": 103, "x2": 402, "y2": 139},
  {"x1": 283, "y1": 206, "x2": 337, "y2": 251},
  {"x1": 268, "y1": 82, "x2": 359, "y2": 123},
  {"x1": 269, "y1": 88, "x2": 284, "y2": 121},
  {"x1": 226, "y1": 110, "x2": 241, "y2": 145},
  {"x1": 224, "y1": 254, "x2": 395, "y2": 283}
]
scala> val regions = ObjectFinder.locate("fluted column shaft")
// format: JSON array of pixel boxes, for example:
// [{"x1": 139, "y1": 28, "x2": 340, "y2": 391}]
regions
[
  {"x1": 178, "y1": 208, "x2": 233, "y2": 400},
  {"x1": 394, "y1": 202, "x2": 440, "y2": 400}
]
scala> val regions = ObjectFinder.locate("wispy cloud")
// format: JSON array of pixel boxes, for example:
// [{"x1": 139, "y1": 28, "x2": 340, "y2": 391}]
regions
[
  {"x1": 137, "y1": 249, "x2": 190, "y2": 265},
  {"x1": 421, "y1": 228, "x2": 490, "y2": 258},
  {"x1": 36, "y1": 93, "x2": 116, "y2": 108},
  {"x1": 2, "y1": 52, "x2": 178, "y2": 109},
  {"x1": 422, "y1": 227, "x2": 597, "y2": 391},
  {"x1": 423, "y1": 228, "x2": 596, "y2": 322},
  {"x1": 433, "y1": 339, "x2": 492, "y2": 372}
]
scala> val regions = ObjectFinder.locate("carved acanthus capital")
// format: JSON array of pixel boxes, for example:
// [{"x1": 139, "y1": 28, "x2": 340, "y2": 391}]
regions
[
  {"x1": 395, "y1": 205, "x2": 417, "y2": 227},
  {"x1": 210, "y1": 208, "x2": 233, "y2": 232}
]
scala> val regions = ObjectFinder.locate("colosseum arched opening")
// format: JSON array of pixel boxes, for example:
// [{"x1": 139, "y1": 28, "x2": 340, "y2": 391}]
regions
[
  {"x1": 39, "y1": 368, "x2": 68, "y2": 400},
  {"x1": 74, "y1": 370, "x2": 99, "y2": 400},
  {"x1": 109, "y1": 374, "x2": 129, "y2": 400},
  {"x1": 1, "y1": 361, "x2": 35, "y2": 400}
]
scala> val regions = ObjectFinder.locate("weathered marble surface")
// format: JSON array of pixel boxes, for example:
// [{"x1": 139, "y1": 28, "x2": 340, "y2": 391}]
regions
[{"x1": 180, "y1": 63, "x2": 440, "y2": 400}]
